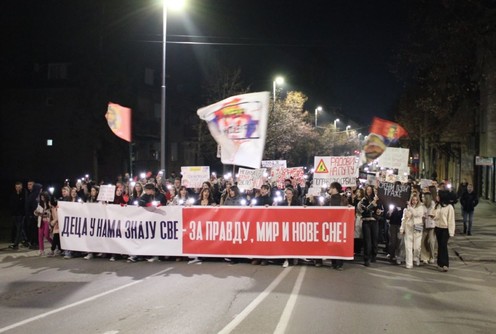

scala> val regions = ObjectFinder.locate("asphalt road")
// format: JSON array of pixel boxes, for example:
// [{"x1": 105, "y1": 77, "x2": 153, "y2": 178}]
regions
[{"x1": 1, "y1": 253, "x2": 495, "y2": 334}]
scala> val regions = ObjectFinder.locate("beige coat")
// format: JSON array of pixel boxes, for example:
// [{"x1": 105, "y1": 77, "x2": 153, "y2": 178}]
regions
[{"x1": 434, "y1": 204, "x2": 455, "y2": 237}]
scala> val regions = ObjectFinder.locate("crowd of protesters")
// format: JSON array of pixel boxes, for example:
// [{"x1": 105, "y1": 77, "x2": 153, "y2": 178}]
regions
[{"x1": 8, "y1": 170, "x2": 476, "y2": 273}]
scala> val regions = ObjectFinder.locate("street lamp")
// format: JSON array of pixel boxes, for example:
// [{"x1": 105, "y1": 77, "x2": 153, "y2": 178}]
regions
[
  {"x1": 334, "y1": 118, "x2": 340, "y2": 129},
  {"x1": 160, "y1": 0, "x2": 185, "y2": 172},
  {"x1": 315, "y1": 106, "x2": 323, "y2": 127},
  {"x1": 273, "y1": 76, "x2": 284, "y2": 104},
  {"x1": 346, "y1": 125, "x2": 351, "y2": 132}
]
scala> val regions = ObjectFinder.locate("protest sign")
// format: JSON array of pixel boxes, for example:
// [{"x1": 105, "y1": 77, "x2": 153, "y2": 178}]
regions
[
  {"x1": 181, "y1": 166, "x2": 210, "y2": 188},
  {"x1": 376, "y1": 147, "x2": 410, "y2": 170},
  {"x1": 270, "y1": 167, "x2": 305, "y2": 189},
  {"x1": 183, "y1": 206, "x2": 355, "y2": 259},
  {"x1": 313, "y1": 156, "x2": 359, "y2": 188},
  {"x1": 237, "y1": 168, "x2": 266, "y2": 191},
  {"x1": 261, "y1": 160, "x2": 287, "y2": 169},
  {"x1": 377, "y1": 181, "x2": 412, "y2": 209},
  {"x1": 97, "y1": 185, "x2": 116, "y2": 202},
  {"x1": 58, "y1": 202, "x2": 183, "y2": 255},
  {"x1": 420, "y1": 179, "x2": 433, "y2": 189},
  {"x1": 58, "y1": 203, "x2": 355, "y2": 259}
]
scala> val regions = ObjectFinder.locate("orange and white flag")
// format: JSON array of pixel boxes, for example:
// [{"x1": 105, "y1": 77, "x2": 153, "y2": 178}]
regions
[{"x1": 105, "y1": 102, "x2": 131, "y2": 142}]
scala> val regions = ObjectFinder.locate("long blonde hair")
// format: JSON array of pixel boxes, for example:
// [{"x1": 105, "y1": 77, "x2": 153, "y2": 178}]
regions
[{"x1": 409, "y1": 193, "x2": 421, "y2": 208}]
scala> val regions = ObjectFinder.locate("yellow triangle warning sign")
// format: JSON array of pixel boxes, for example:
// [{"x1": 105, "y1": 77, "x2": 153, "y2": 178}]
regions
[{"x1": 315, "y1": 159, "x2": 329, "y2": 173}]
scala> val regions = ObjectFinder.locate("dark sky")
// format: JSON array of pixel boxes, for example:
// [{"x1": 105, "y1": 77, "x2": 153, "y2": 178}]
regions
[
  {"x1": 2, "y1": 0, "x2": 408, "y2": 126},
  {"x1": 161, "y1": 0, "x2": 409, "y2": 125}
]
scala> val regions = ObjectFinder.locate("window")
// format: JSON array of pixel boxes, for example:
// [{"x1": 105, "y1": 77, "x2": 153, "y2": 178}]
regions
[{"x1": 48, "y1": 63, "x2": 68, "y2": 80}]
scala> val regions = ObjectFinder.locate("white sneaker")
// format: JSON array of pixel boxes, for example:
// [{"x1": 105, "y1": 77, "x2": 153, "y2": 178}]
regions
[
  {"x1": 188, "y1": 258, "x2": 202, "y2": 265},
  {"x1": 147, "y1": 256, "x2": 160, "y2": 263},
  {"x1": 415, "y1": 259, "x2": 420, "y2": 266},
  {"x1": 396, "y1": 259, "x2": 401, "y2": 265},
  {"x1": 127, "y1": 256, "x2": 137, "y2": 263},
  {"x1": 282, "y1": 259, "x2": 289, "y2": 268},
  {"x1": 84, "y1": 253, "x2": 94, "y2": 260},
  {"x1": 109, "y1": 256, "x2": 115, "y2": 262}
]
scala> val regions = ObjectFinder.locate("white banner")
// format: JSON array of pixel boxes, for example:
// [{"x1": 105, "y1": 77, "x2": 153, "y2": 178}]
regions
[
  {"x1": 58, "y1": 202, "x2": 183, "y2": 256},
  {"x1": 313, "y1": 156, "x2": 359, "y2": 188},
  {"x1": 197, "y1": 92, "x2": 270, "y2": 169},
  {"x1": 376, "y1": 147, "x2": 410, "y2": 170},
  {"x1": 181, "y1": 166, "x2": 210, "y2": 188}
]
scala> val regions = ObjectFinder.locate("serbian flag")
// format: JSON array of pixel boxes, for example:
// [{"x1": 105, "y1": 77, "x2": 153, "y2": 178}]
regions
[
  {"x1": 362, "y1": 117, "x2": 408, "y2": 163},
  {"x1": 369, "y1": 117, "x2": 408, "y2": 143},
  {"x1": 105, "y1": 102, "x2": 131, "y2": 142},
  {"x1": 197, "y1": 92, "x2": 270, "y2": 169}
]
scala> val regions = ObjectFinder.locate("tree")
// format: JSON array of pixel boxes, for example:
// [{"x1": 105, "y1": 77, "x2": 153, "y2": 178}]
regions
[
  {"x1": 392, "y1": 0, "x2": 492, "y2": 178},
  {"x1": 264, "y1": 91, "x2": 319, "y2": 166}
]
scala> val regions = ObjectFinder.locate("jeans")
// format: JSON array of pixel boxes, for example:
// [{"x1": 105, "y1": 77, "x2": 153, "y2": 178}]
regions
[
  {"x1": 362, "y1": 220, "x2": 378, "y2": 263},
  {"x1": 462, "y1": 210, "x2": 474, "y2": 234},
  {"x1": 38, "y1": 220, "x2": 53, "y2": 252},
  {"x1": 12, "y1": 216, "x2": 26, "y2": 247}
]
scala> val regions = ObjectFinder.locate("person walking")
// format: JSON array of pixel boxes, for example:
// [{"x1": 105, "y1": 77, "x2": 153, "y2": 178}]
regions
[
  {"x1": 34, "y1": 192, "x2": 53, "y2": 256},
  {"x1": 386, "y1": 205, "x2": 404, "y2": 265},
  {"x1": 278, "y1": 187, "x2": 301, "y2": 268},
  {"x1": 434, "y1": 191, "x2": 456, "y2": 272},
  {"x1": 357, "y1": 185, "x2": 382, "y2": 267},
  {"x1": 420, "y1": 192, "x2": 437, "y2": 264},
  {"x1": 460, "y1": 184, "x2": 478, "y2": 235},
  {"x1": 25, "y1": 180, "x2": 43, "y2": 249},
  {"x1": 399, "y1": 194, "x2": 425, "y2": 269},
  {"x1": 9, "y1": 181, "x2": 27, "y2": 250},
  {"x1": 323, "y1": 182, "x2": 349, "y2": 270}
]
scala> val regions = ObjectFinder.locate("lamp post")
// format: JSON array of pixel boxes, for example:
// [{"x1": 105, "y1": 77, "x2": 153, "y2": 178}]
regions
[
  {"x1": 334, "y1": 118, "x2": 340, "y2": 129},
  {"x1": 315, "y1": 106, "x2": 322, "y2": 127},
  {"x1": 273, "y1": 76, "x2": 284, "y2": 105},
  {"x1": 160, "y1": 0, "x2": 185, "y2": 172}
]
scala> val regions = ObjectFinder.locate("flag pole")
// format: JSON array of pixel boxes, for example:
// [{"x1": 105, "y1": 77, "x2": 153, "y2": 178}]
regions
[{"x1": 129, "y1": 142, "x2": 133, "y2": 178}]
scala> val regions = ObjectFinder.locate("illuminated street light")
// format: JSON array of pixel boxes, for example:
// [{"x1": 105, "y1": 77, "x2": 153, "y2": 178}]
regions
[
  {"x1": 346, "y1": 125, "x2": 351, "y2": 131},
  {"x1": 160, "y1": 0, "x2": 185, "y2": 172},
  {"x1": 315, "y1": 106, "x2": 323, "y2": 127},
  {"x1": 334, "y1": 118, "x2": 340, "y2": 129},
  {"x1": 273, "y1": 76, "x2": 284, "y2": 104}
]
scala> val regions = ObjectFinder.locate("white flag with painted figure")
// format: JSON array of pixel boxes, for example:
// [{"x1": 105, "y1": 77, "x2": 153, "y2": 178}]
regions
[{"x1": 197, "y1": 92, "x2": 270, "y2": 169}]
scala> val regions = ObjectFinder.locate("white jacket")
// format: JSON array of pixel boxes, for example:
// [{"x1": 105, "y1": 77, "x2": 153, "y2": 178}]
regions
[{"x1": 400, "y1": 204, "x2": 424, "y2": 233}]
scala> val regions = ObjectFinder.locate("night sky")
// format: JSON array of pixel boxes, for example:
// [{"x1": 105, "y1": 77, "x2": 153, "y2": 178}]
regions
[{"x1": 2, "y1": 0, "x2": 408, "y2": 126}]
